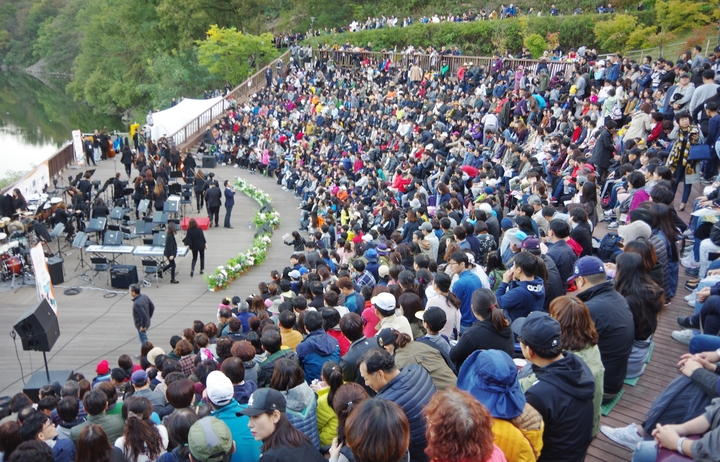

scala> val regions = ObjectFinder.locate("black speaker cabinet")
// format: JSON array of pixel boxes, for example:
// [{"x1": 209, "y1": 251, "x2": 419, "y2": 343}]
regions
[
  {"x1": 46, "y1": 257, "x2": 64, "y2": 285},
  {"x1": 111, "y1": 265, "x2": 139, "y2": 289},
  {"x1": 23, "y1": 370, "x2": 73, "y2": 403},
  {"x1": 13, "y1": 300, "x2": 60, "y2": 352},
  {"x1": 202, "y1": 155, "x2": 217, "y2": 169}
]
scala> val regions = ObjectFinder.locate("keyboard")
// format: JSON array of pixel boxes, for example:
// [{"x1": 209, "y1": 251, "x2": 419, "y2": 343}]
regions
[
  {"x1": 133, "y1": 246, "x2": 188, "y2": 257},
  {"x1": 86, "y1": 245, "x2": 135, "y2": 254}
]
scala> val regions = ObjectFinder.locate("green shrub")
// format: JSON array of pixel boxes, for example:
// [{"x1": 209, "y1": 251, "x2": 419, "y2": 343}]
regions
[{"x1": 524, "y1": 34, "x2": 548, "y2": 58}]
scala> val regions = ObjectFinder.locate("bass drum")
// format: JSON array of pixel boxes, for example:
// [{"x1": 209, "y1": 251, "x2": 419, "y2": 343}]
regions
[{"x1": 3, "y1": 256, "x2": 23, "y2": 275}]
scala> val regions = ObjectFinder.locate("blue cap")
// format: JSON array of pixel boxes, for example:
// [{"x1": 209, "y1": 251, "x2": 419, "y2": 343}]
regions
[
  {"x1": 568, "y1": 256, "x2": 606, "y2": 282},
  {"x1": 457, "y1": 350, "x2": 526, "y2": 419},
  {"x1": 501, "y1": 217, "x2": 514, "y2": 230}
]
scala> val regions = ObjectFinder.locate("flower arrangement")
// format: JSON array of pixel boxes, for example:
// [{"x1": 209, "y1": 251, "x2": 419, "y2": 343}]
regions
[{"x1": 205, "y1": 179, "x2": 280, "y2": 291}]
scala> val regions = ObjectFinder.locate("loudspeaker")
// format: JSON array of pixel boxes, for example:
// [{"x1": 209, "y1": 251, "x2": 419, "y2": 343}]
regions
[
  {"x1": 202, "y1": 156, "x2": 217, "y2": 169},
  {"x1": 47, "y1": 257, "x2": 64, "y2": 285},
  {"x1": 103, "y1": 230, "x2": 122, "y2": 246},
  {"x1": 13, "y1": 300, "x2": 60, "y2": 352},
  {"x1": 110, "y1": 265, "x2": 139, "y2": 289},
  {"x1": 23, "y1": 370, "x2": 73, "y2": 403}
]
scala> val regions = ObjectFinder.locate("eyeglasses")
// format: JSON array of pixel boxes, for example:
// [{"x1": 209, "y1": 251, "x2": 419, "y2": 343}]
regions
[
  {"x1": 447, "y1": 261, "x2": 458, "y2": 266},
  {"x1": 42, "y1": 421, "x2": 54, "y2": 431}
]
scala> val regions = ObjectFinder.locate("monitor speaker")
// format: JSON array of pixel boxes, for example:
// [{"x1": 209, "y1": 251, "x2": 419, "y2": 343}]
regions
[{"x1": 13, "y1": 300, "x2": 60, "y2": 352}]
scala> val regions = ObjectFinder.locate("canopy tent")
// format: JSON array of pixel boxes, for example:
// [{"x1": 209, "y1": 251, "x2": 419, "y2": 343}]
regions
[{"x1": 149, "y1": 96, "x2": 227, "y2": 142}]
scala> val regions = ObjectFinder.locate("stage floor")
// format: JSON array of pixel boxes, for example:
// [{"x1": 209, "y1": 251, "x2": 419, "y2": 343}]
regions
[{"x1": 0, "y1": 160, "x2": 299, "y2": 396}]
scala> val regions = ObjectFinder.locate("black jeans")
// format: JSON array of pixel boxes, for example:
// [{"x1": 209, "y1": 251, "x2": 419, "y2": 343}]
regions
[
  {"x1": 163, "y1": 258, "x2": 176, "y2": 280},
  {"x1": 208, "y1": 206, "x2": 219, "y2": 226},
  {"x1": 191, "y1": 249, "x2": 205, "y2": 273}
]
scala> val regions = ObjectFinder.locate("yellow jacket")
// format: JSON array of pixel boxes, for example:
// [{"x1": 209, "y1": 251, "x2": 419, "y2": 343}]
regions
[
  {"x1": 492, "y1": 403, "x2": 544, "y2": 462},
  {"x1": 316, "y1": 387, "x2": 338, "y2": 447}
]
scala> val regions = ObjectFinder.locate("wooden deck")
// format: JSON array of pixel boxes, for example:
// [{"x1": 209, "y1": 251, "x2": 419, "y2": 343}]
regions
[
  {"x1": 0, "y1": 160, "x2": 300, "y2": 396},
  {"x1": 586, "y1": 183, "x2": 703, "y2": 461},
  {"x1": 0, "y1": 155, "x2": 707, "y2": 462}
]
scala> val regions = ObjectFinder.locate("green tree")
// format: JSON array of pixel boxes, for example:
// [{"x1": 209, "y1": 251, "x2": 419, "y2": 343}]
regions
[
  {"x1": 523, "y1": 34, "x2": 547, "y2": 59},
  {"x1": 196, "y1": 25, "x2": 279, "y2": 85},
  {"x1": 656, "y1": 0, "x2": 712, "y2": 34},
  {"x1": 625, "y1": 25, "x2": 656, "y2": 51},
  {"x1": 593, "y1": 14, "x2": 637, "y2": 53}
]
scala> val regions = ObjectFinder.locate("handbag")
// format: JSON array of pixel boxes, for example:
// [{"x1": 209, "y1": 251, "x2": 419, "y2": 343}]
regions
[{"x1": 688, "y1": 144, "x2": 711, "y2": 161}]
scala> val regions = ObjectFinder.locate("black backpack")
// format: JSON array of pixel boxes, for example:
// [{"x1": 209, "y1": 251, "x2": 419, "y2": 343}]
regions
[{"x1": 597, "y1": 232, "x2": 622, "y2": 262}]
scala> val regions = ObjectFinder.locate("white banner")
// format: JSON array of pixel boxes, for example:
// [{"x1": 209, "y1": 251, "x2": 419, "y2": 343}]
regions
[
  {"x1": 72, "y1": 130, "x2": 85, "y2": 167},
  {"x1": 12, "y1": 164, "x2": 50, "y2": 200},
  {"x1": 30, "y1": 244, "x2": 58, "y2": 314}
]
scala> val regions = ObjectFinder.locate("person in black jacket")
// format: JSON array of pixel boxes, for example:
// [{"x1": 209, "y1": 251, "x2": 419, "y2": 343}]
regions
[
  {"x1": 339, "y1": 313, "x2": 379, "y2": 395},
  {"x1": 450, "y1": 288, "x2": 513, "y2": 371},
  {"x1": 120, "y1": 145, "x2": 134, "y2": 178},
  {"x1": 572, "y1": 256, "x2": 634, "y2": 402},
  {"x1": 512, "y1": 311, "x2": 595, "y2": 462},
  {"x1": 569, "y1": 207, "x2": 593, "y2": 257},
  {"x1": 192, "y1": 169, "x2": 206, "y2": 213},
  {"x1": 359, "y1": 348, "x2": 435, "y2": 462},
  {"x1": 183, "y1": 218, "x2": 207, "y2": 277},
  {"x1": 163, "y1": 222, "x2": 179, "y2": 284},
  {"x1": 112, "y1": 172, "x2": 125, "y2": 206},
  {"x1": 240, "y1": 388, "x2": 324, "y2": 462},
  {"x1": 205, "y1": 181, "x2": 222, "y2": 227},
  {"x1": 130, "y1": 284, "x2": 154, "y2": 356},
  {"x1": 590, "y1": 120, "x2": 617, "y2": 183}
]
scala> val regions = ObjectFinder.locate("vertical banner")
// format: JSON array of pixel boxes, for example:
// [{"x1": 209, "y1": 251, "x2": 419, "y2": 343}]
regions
[
  {"x1": 71, "y1": 129, "x2": 85, "y2": 167},
  {"x1": 30, "y1": 244, "x2": 58, "y2": 314}
]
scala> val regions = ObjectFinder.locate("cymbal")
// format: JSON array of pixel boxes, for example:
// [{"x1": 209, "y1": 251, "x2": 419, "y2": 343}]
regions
[{"x1": 0, "y1": 217, "x2": 10, "y2": 223}]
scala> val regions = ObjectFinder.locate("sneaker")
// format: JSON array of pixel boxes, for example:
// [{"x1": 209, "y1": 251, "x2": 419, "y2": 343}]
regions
[
  {"x1": 687, "y1": 298, "x2": 696, "y2": 308},
  {"x1": 672, "y1": 329, "x2": 697, "y2": 344},
  {"x1": 685, "y1": 266, "x2": 700, "y2": 276},
  {"x1": 684, "y1": 279, "x2": 699, "y2": 290},
  {"x1": 234, "y1": 164, "x2": 238, "y2": 168},
  {"x1": 683, "y1": 228, "x2": 695, "y2": 238},
  {"x1": 685, "y1": 293, "x2": 696, "y2": 302},
  {"x1": 678, "y1": 316, "x2": 699, "y2": 329},
  {"x1": 600, "y1": 423, "x2": 642, "y2": 449},
  {"x1": 603, "y1": 210, "x2": 615, "y2": 216},
  {"x1": 681, "y1": 255, "x2": 699, "y2": 268},
  {"x1": 607, "y1": 221, "x2": 619, "y2": 229}
]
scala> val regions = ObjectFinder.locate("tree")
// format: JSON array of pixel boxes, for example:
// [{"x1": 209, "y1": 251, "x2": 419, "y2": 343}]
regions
[
  {"x1": 196, "y1": 25, "x2": 279, "y2": 85},
  {"x1": 656, "y1": 0, "x2": 712, "y2": 34},
  {"x1": 523, "y1": 34, "x2": 547, "y2": 59},
  {"x1": 593, "y1": 14, "x2": 637, "y2": 53},
  {"x1": 625, "y1": 25, "x2": 656, "y2": 52}
]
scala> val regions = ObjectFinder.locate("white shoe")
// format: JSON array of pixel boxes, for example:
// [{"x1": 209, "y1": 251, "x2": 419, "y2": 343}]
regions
[
  {"x1": 234, "y1": 164, "x2": 238, "y2": 168},
  {"x1": 600, "y1": 423, "x2": 642, "y2": 449},
  {"x1": 672, "y1": 329, "x2": 697, "y2": 344},
  {"x1": 687, "y1": 299, "x2": 696, "y2": 308},
  {"x1": 222, "y1": 163, "x2": 227, "y2": 166},
  {"x1": 607, "y1": 221, "x2": 619, "y2": 229},
  {"x1": 603, "y1": 210, "x2": 615, "y2": 216},
  {"x1": 684, "y1": 293, "x2": 696, "y2": 302},
  {"x1": 681, "y1": 255, "x2": 699, "y2": 268}
]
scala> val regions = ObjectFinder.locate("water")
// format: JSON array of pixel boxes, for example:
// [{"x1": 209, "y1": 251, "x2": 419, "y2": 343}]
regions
[{"x1": 0, "y1": 71, "x2": 123, "y2": 179}]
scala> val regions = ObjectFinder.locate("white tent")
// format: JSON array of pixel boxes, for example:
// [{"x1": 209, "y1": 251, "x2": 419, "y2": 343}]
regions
[{"x1": 149, "y1": 96, "x2": 228, "y2": 142}]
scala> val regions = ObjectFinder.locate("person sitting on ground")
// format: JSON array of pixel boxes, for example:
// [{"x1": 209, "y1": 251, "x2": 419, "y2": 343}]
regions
[
  {"x1": 495, "y1": 251, "x2": 546, "y2": 322},
  {"x1": 296, "y1": 310, "x2": 341, "y2": 384},
  {"x1": 17, "y1": 410, "x2": 76, "y2": 462},
  {"x1": 69, "y1": 390, "x2": 124, "y2": 445},
  {"x1": 256, "y1": 328, "x2": 298, "y2": 389},
  {"x1": 415, "y1": 307, "x2": 451, "y2": 357},
  {"x1": 370, "y1": 291, "x2": 414, "y2": 338}
]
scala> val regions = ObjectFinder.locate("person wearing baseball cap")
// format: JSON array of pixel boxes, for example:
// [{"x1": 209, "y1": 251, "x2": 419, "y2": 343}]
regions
[
  {"x1": 512, "y1": 311, "x2": 596, "y2": 462},
  {"x1": 572, "y1": 256, "x2": 634, "y2": 403},
  {"x1": 415, "y1": 307, "x2": 451, "y2": 356},
  {"x1": 371, "y1": 292, "x2": 414, "y2": 339},
  {"x1": 239, "y1": 388, "x2": 325, "y2": 461},
  {"x1": 188, "y1": 416, "x2": 235, "y2": 462},
  {"x1": 204, "y1": 370, "x2": 261, "y2": 461}
]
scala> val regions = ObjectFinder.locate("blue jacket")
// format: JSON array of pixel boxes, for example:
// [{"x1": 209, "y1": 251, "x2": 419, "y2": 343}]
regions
[
  {"x1": 377, "y1": 365, "x2": 436, "y2": 462},
  {"x1": 606, "y1": 62, "x2": 620, "y2": 83},
  {"x1": 283, "y1": 382, "x2": 321, "y2": 449},
  {"x1": 495, "y1": 277, "x2": 546, "y2": 322},
  {"x1": 452, "y1": 270, "x2": 483, "y2": 327},
  {"x1": 212, "y1": 400, "x2": 262, "y2": 462},
  {"x1": 224, "y1": 187, "x2": 235, "y2": 207},
  {"x1": 708, "y1": 114, "x2": 720, "y2": 155},
  {"x1": 52, "y1": 438, "x2": 76, "y2": 462},
  {"x1": 296, "y1": 329, "x2": 340, "y2": 383}
]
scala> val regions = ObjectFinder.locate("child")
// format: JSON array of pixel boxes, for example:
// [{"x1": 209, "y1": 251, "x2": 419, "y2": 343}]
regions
[{"x1": 416, "y1": 307, "x2": 451, "y2": 356}]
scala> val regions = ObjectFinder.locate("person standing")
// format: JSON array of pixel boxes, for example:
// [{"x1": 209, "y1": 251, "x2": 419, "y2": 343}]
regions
[
  {"x1": 447, "y1": 251, "x2": 483, "y2": 333},
  {"x1": 223, "y1": 180, "x2": 235, "y2": 229},
  {"x1": 120, "y1": 145, "x2": 134, "y2": 178},
  {"x1": 130, "y1": 284, "x2": 154, "y2": 358},
  {"x1": 183, "y1": 218, "x2": 207, "y2": 277},
  {"x1": 84, "y1": 137, "x2": 96, "y2": 167},
  {"x1": 163, "y1": 222, "x2": 179, "y2": 284},
  {"x1": 205, "y1": 181, "x2": 222, "y2": 227}
]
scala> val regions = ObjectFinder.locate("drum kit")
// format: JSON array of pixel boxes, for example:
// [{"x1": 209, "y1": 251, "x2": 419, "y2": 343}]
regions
[{"x1": 0, "y1": 223, "x2": 32, "y2": 284}]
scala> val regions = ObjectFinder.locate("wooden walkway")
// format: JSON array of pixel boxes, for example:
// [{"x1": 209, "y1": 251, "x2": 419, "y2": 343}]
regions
[{"x1": 0, "y1": 160, "x2": 299, "y2": 396}]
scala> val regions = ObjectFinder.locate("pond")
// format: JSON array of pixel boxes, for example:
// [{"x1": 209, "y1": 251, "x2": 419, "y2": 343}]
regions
[{"x1": 0, "y1": 71, "x2": 123, "y2": 181}]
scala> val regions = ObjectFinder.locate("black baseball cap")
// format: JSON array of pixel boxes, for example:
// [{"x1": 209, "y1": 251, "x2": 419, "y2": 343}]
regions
[
  {"x1": 511, "y1": 312, "x2": 562, "y2": 350},
  {"x1": 238, "y1": 388, "x2": 286, "y2": 416}
]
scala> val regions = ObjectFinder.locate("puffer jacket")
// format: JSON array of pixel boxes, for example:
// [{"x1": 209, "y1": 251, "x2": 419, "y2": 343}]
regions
[
  {"x1": 493, "y1": 403, "x2": 544, "y2": 462},
  {"x1": 282, "y1": 382, "x2": 320, "y2": 449},
  {"x1": 256, "y1": 348, "x2": 298, "y2": 388},
  {"x1": 316, "y1": 387, "x2": 338, "y2": 446},
  {"x1": 377, "y1": 364, "x2": 436, "y2": 462},
  {"x1": 296, "y1": 329, "x2": 340, "y2": 384},
  {"x1": 393, "y1": 341, "x2": 457, "y2": 391},
  {"x1": 648, "y1": 234, "x2": 669, "y2": 297}
]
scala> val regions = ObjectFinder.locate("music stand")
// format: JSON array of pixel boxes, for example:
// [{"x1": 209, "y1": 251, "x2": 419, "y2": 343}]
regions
[
  {"x1": 152, "y1": 211, "x2": 168, "y2": 226},
  {"x1": 86, "y1": 217, "x2": 107, "y2": 233},
  {"x1": 72, "y1": 232, "x2": 89, "y2": 270},
  {"x1": 138, "y1": 199, "x2": 150, "y2": 214},
  {"x1": 109, "y1": 207, "x2": 124, "y2": 221},
  {"x1": 49, "y1": 223, "x2": 66, "y2": 257},
  {"x1": 152, "y1": 231, "x2": 167, "y2": 248}
]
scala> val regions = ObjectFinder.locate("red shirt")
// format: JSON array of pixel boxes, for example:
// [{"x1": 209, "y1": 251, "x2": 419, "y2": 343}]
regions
[{"x1": 327, "y1": 329, "x2": 351, "y2": 356}]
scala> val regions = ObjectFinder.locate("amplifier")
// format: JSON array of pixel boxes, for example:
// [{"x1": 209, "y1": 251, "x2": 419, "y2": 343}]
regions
[
  {"x1": 47, "y1": 257, "x2": 64, "y2": 285},
  {"x1": 110, "y1": 265, "x2": 139, "y2": 289},
  {"x1": 202, "y1": 156, "x2": 217, "y2": 169}
]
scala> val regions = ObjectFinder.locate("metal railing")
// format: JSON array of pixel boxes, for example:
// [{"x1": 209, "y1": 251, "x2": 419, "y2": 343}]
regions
[
  {"x1": 174, "y1": 50, "x2": 291, "y2": 151},
  {"x1": 315, "y1": 49, "x2": 575, "y2": 78}
]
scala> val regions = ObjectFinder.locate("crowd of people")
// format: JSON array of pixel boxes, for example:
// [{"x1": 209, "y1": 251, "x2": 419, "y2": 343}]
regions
[{"x1": 5, "y1": 21, "x2": 720, "y2": 462}]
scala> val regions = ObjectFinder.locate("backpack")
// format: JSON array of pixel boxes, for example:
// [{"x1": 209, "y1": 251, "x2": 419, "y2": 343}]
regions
[
  {"x1": 611, "y1": 101, "x2": 623, "y2": 120},
  {"x1": 597, "y1": 232, "x2": 622, "y2": 262}
]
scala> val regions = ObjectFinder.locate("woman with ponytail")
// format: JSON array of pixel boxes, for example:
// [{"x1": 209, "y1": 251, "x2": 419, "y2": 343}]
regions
[
  {"x1": 115, "y1": 396, "x2": 168, "y2": 462},
  {"x1": 315, "y1": 361, "x2": 344, "y2": 446},
  {"x1": 449, "y1": 288, "x2": 513, "y2": 370},
  {"x1": 425, "y1": 272, "x2": 462, "y2": 340},
  {"x1": 329, "y1": 383, "x2": 370, "y2": 462}
]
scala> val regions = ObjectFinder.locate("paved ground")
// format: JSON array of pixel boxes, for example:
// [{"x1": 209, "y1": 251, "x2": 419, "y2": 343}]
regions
[{"x1": 0, "y1": 159, "x2": 299, "y2": 396}]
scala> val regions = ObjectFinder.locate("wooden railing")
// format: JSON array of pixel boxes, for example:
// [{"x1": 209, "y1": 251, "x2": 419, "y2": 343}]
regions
[
  {"x1": 174, "y1": 50, "x2": 291, "y2": 151},
  {"x1": 47, "y1": 143, "x2": 75, "y2": 178},
  {"x1": 315, "y1": 49, "x2": 576, "y2": 78}
]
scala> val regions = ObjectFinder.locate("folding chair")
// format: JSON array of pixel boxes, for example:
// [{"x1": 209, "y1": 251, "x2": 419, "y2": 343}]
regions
[
  {"x1": 142, "y1": 258, "x2": 162, "y2": 287},
  {"x1": 91, "y1": 256, "x2": 111, "y2": 286}
]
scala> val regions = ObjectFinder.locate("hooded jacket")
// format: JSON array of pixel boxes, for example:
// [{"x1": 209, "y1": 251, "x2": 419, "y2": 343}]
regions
[
  {"x1": 296, "y1": 329, "x2": 340, "y2": 384},
  {"x1": 575, "y1": 281, "x2": 634, "y2": 396},
  {"x1": 256, "y1": 348, "x2": 298, "y2": 388},
  {"x1": 211, "y1": 400, "x2": 262, "y2": 462},
  {"x1": 282, "y1": 382, "x2": 321, "y2": 449},
  {"x1": 393, "y1": 341, "x2": 457, "y2": 391},
  {"x1": 495, "y1": 277, "x2": 545, "y2": 322},
  {"x1": 377, "y1": 365, "x2": 436, "y2": 462},
  {"x1": 525, "y1": 352, "x2": 595, "y2": 462},
  {"x1": 449, "y1": 319, "x2": 514, "y2": 371}
]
